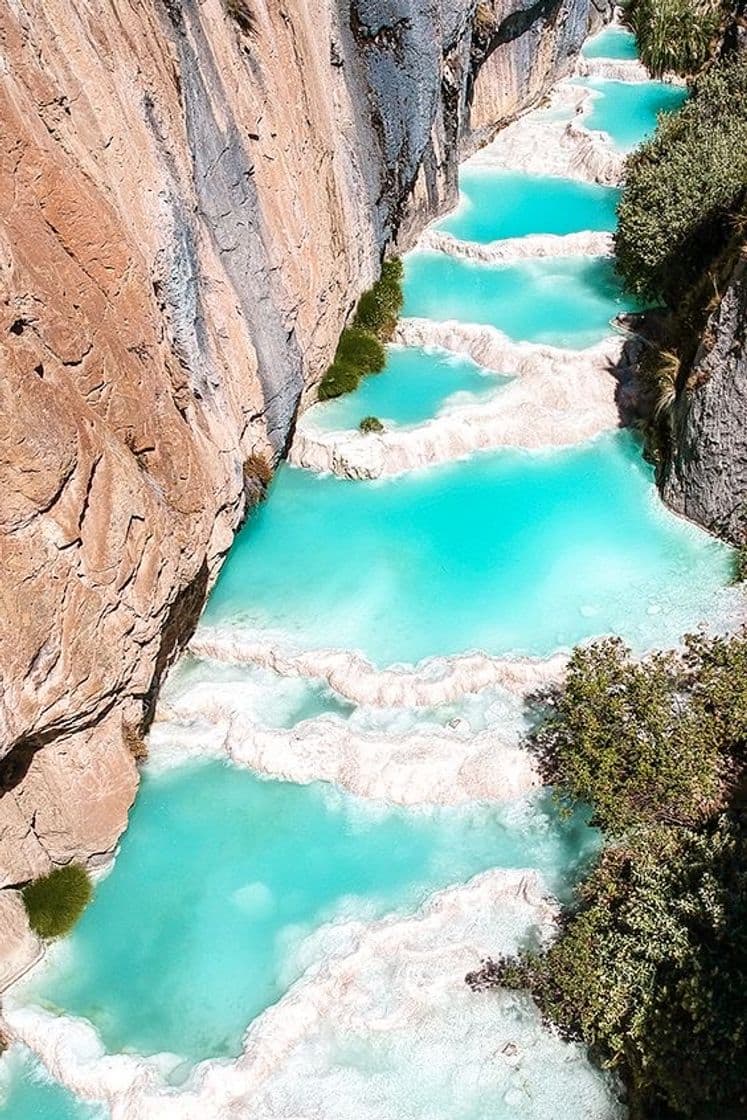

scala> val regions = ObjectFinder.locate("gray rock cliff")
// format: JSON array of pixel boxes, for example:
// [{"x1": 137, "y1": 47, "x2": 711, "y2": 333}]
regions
[{"x1": 661, "y1": 255, "x2": 747, "y2": 546}]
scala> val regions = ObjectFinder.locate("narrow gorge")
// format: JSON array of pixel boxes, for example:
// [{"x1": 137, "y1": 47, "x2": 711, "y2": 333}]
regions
[
  {"x1": 1, "y1": 4, "x2": 745, "y2": 1120},
  {"x1": 0, "y1": 0, "x2": 608, "y2": 899}
]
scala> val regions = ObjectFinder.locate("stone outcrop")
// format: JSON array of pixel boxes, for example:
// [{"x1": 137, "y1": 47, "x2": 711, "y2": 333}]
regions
[
  {"x1": 0, "y1": 0, "x2": 608, "y2": 898},
  {"x1": 661, "y1": 255, "x2": 747, "y2": 547},
  {"x1": 465, "y1": 0, "x2": 609, "y2": 152}
]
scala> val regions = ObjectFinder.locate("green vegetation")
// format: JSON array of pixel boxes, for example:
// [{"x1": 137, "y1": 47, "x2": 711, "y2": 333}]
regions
[
  {"x1": 353, "y1": 259, "x2": 404, "y2": 340},
  {"x1": 529, "y1": 635, "x2": 743, "y2": 835},
  {"x1": 616, "y1": 56, "x2": 747, "y2": 306},
  {"x1": 318, "y1": 260, "x2": 402, "y2": 401},
  {"x1": 318, "y1": 362, "x2": 359, "y2": 401},
  {"x1": 629, "y1": 0, "x2": 723, "y2": 78},
  {"x1": 470, "y1": 634, "x2": 747, "y2": 1118},
  {"x1": 359, "y1": 416, "x2": 384, "y2": 434},
  {"x1": 472, "y1": 818, "x2": 746, "y2": 1119},
  {"x1": 734, "y1": 545, "x2": 747, "y2": 583},
  {"x1": 22, "y1": 864, "x2": 93, "y2": 940},
  {"x1": 335, "y1": 328, "x2": 387, "y2": 375}
]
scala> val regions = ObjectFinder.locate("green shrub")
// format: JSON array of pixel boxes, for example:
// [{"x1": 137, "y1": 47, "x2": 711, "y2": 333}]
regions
[
  {"x1": 359, "y1": 416, "x2": 384, "y2": 433},
  {"x1": 334, "y1": 328, "x2": 386, "y2": 376},
  {"x1": 318, "y1": 362, "x2": 360, "y2": 401},
  {"x1": 629, "y1": 0, "x2": 723, "y2": 77},
  {"x1": 616, "y1": 55, "x2": 747, "y2": 305},
  {"x1": 22, "y1": 864, "x2": 93, "y2": 939},
  {"x1": 353, "y1": 258, "x2": 404, "y2": 341},
  {"x1": 318, "y1": 261, "x2": 401, "y2": 400},
  {"x1": 470, "y1": 818, "x2": 747, "y2": 1119}
]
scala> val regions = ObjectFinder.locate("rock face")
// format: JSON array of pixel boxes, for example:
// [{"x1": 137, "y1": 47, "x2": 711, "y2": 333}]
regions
[
  {"x1": 465, "y1": 0, "x2": 610, "y2": 153},
  {"x1": 0, "y1": 890, "x2": 41, "y2": 990},
  {"x1": 0, "y1": 0, "x2": 607, "y2": 895},
  {"x1": 661, "y1": 256, "x2": 747, "y2": 546}
]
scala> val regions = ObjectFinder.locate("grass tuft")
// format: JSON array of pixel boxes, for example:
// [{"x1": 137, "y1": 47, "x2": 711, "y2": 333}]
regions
[
  {"x1": 352, "y1": 259, "x2": 404, "y2": 342},
  {"x1": 318, "y1": 261, "x2": 402, "y2": 401}
]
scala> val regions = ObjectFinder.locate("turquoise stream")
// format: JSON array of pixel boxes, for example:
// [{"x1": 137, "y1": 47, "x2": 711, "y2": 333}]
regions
[
  {"x1": 29, "y1": 764, "x2": 596, "y2": 1065},
  {"x1": 6, "y1": 31, "x2": 729, "y2": 1120},
  {"x1": 311, "y1": 345, "x2": 506, "y2": 432},
  {"x1": 402, "y1": 252, "x2": 640, "y2": 348},
  {"x1": 0, "y1": 1047, "x2": 102, "y2": 1120},
  {"x1": 435, "y1": 169, "x2": 620, "y2": 242},
  {"x1": 203, "y1": 430, "x2": 732, "y2": 666},
  {"x1": 576, "y1": 77, "x2": 688, "y2": 151},
  {"x1": 581, "y1": 25, "x2": 638, "y2": 60}
]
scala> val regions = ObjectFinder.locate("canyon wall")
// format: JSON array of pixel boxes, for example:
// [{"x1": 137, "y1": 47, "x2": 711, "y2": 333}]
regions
[
  {"x1": 0, "y1": 0, "x2": 607, "y2": 907},
  {"x1": 661, "y1": 255, "x2": 747, "y2": 547}
]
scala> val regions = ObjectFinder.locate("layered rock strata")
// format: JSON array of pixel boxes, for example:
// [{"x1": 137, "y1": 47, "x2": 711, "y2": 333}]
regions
[{"x1": 0, "y1": 0, "x2": 608, "y2": 896}]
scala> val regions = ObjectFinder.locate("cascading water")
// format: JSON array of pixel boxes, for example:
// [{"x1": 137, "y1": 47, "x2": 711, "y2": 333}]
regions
[{"x1": 1, "y1": 23, "x2": 736, "y2": 1120}]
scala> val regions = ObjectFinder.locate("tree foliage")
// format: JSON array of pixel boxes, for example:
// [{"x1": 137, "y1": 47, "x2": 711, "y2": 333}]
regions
[
  {"x1": 359, "y1": 415, "x2": 384, "y2": 433},
  {"x1": 616, "y1": 55, "x2": 747, "y2": 306},
  {"x1": 22, "y1": 864, "x2": 93, "y2": 939},
  {"x1": 471, "y1": 633, "x2": 747, "y2": 1117},
  {"x1": 530, "y1": 634, "x2": 747, "y2": 835},
  {"x1": 471, "y1": 818, "x2": 746, "y2": 1118},
  {"x1": 629, "y1": 0, "x2": 723, "y2": 78}
]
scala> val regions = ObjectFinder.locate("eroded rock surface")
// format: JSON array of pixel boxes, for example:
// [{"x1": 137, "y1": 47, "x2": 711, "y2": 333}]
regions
[
  {"x1": 662, "y1": 256, "x2": 747, "y2": 546},
  {"x1": 0, "y1": 0, "x2": 607, "y2": 895},
  {"x1": 0, "y1": 891, "x2": 40, "y2": 990}
]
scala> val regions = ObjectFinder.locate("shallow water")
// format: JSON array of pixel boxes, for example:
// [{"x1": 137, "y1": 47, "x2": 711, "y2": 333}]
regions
[
  {"x1": 203, "y1": 430, "x2": 733, "y2": 666},
  {"x1": 28, "y1": 764, "x2": 596, "y2": 1066},
  {"x1": 310, "y1": 345, "x2": 507, "y2": 432},
  {"x1": 436, "y1": 169, "x2": 620, "y2": 243},
  {"x1": 402, "y1": 251, "x2": 639, "y2": 348},
  {"x1": 0, "y1": 1046, "x2": 104, "y2": 1120},
  {"x1": 581, "y1": 25, "x2": 638, "y2": 60},
  {"x1": 163, "y1": 656, "x2": 528, "y2": 738},
  {"x1": 576, "y1": 77, "x2": 688, "y2": 150}
]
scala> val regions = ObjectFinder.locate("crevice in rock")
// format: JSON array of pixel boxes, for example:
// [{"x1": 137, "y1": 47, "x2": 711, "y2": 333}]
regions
[{"x1": 140, "y1": 559, "x2": 210, "y2": 731}]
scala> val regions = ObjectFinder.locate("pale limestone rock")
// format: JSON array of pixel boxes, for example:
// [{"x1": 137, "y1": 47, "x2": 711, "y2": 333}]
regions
[
  {"x1": 0, "y1": 891, "x2": 41, "y2": 991},
  {"x1": 0, "y1": 716, "x2": 138, "y2": 888}
]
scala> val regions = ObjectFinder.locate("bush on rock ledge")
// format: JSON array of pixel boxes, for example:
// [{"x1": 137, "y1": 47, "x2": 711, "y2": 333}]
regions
[
  {"x1": 318, "y1": 260, "x2": 402, "y2": 401},
  {"x1": 469, "y1": 632, "x2": 747, "y2": 1119},
  {"x1": 22, "y1": 864, "x2": 93, "y2": 939}
]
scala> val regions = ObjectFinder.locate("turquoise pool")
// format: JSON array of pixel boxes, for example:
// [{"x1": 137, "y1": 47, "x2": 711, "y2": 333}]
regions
[
  {"x1": 31, "y1": 763, "x2": 596, "y2": 1066},
  {"x1": 436, "y1": 169, "x2": 620, "y2": 243},
  {"x1": 401, "y1": 252, "x2": 638, "y2": 348},
  {"x1": 581, "y1": 25, "x2": 638, "y2": 60},
  {"x1": 0, "y1": 1047, "x2": 104, "y2": 1120},
  {"x1": 577, "y1": 77, "x2": 688, "y2": 151},
  {"x1": 309, "y1": 346, "x2": 507, "y2": 432},
  {"x1": 203, "y1": 431, "x2": 733, "y2": 667}
]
